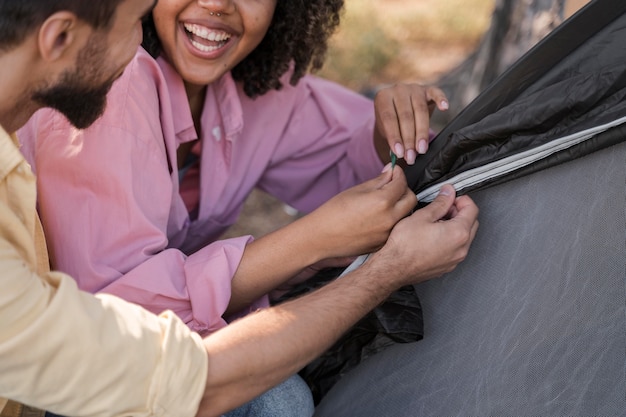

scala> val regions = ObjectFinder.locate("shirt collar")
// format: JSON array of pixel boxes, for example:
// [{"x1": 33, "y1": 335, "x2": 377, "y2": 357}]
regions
[
  {"x1": 156, "y1": 54, "x2": 197, "y2": 144},
  {"x1": 0, "y1": 125, "x2": 25, "y2": 181},
  {"x1": 211, "y1": 72, "x2": 243, "y2": 142},
  {"x1": 155, "y1": 54, "x2": 243, "y2": 144}
]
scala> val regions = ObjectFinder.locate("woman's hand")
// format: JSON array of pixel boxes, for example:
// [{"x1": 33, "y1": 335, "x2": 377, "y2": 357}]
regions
[
  {"x1": 370, "y1": 184, "x2": 479, "y2": 286},
  {"x1": 301, "y1": 165, "x2": 417, "y2": 260},
  {"x1": 228, "y1": 167, "x2": 415, "y2": 313},
  {"x1": 374, "y1": 83, "x2": 448, "y2": 165}
]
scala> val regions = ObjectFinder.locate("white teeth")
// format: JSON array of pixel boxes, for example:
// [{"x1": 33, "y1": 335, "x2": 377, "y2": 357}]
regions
[
  {"x1": 183, "y1": 23, "x2": 230, "y2": 43},
  {"x1": 190, "y1": 39, "x2": 221, "y2": 52}
]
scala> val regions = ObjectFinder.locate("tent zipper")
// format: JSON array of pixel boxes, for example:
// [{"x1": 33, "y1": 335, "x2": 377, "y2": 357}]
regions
[
  {"x1": 341, "y1": 116, "x2": 626, "y2": 277},
  {"x1": 416, "y1": 115, "x2": 626, "y2": 203}
]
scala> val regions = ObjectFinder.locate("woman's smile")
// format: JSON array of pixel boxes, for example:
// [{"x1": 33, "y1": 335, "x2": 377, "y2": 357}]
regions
[
  {"x1": 152, "y1": 0, "x2": 276, "y2": 89},
  {"x1": 180, "y1": 21, "x2": 235, "y2": 56}
]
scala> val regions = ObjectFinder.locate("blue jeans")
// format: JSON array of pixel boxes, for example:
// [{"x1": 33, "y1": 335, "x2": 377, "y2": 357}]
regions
[
  {"x1": 45, "y1": 374, "x2": 313, "y2": 417},
  {"x1": 223, "y1": 374, "x2": 314, "y2": 417}
]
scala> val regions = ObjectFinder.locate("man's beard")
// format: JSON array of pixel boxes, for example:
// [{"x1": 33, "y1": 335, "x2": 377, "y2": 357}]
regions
[
  {"x1": 32, "y1": 35, "x2": 116, "y2": 129},
  {"x1": 32, "y1": 75, "x2": 113, "y2": 129}
]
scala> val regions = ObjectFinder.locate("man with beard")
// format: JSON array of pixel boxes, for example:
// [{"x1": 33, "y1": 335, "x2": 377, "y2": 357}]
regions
[
  {"x1": 0, "y1": 1, "x2": 209, "y2": 416},
  {"x1": 0, "y1": 1, "x2": 479, "y2": 416}
]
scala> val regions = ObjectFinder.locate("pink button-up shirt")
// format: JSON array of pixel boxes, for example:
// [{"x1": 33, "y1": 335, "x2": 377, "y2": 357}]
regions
[{"x1": 18, "y1": 47, "x2": 383, "y2": 336}]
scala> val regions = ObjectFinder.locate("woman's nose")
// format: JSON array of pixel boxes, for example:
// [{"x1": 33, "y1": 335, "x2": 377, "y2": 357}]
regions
[{"x1": 196, "y1": 0, "x2": 236, "y2": 15}]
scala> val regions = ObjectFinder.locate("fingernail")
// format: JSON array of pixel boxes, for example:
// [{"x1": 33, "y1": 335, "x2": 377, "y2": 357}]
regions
[
  {"x1": 382, "y1": 162, "x2": 392, "y2": 173},
  {"x1": 438, "y1": 185, "x2": 452, "y2": 196},
  {"x1": 394, "y1": 143, "x2": 405, "y2": 158},
  {"x1": 418, "y1": 139, "x2": 428, "y2": 154},
  {"x1": 405, "y1": 149, "x2": 417, "y2": 165},
  {"x1": 440, "y1": 100, "x2": 449, "y2": 110}
]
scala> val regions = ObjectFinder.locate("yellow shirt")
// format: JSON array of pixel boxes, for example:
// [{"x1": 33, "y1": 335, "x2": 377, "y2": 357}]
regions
[{"x1": 0, "y1": 125, "x2": 207, "y2": 417}]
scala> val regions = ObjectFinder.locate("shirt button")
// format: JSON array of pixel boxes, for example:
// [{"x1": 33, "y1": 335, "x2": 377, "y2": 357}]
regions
[{"x1": 212, "y1": 126, "x2": 222, "y2": 142}]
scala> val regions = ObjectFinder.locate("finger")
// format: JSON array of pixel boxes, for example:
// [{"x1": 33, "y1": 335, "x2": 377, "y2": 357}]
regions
[
  {"x1": 374, "y1": 90, "x2": 404, "y2": 158},
  {"x1": 423, "y1": 88, "x2": 448, "y2": 152},
  {"x1": 452, "y1": 195, "x2": 479, "y2": 219},
  {"x1": 419, "y1": 184, "x2": 456, "y2": 222},
  {"x1": 382, "y1": 166, "x2": 408, "y2": 192},
  {"x1": 396, "y1": 184, "x2": 418, "y2": 215},
  {"x1": 426, "y1": 86, "x2": 449, "y2": 113},
  {"x1": 448, "y1": 196, "x2": 480, "y2": 234},
  {"x1": 369, "y1": 166, "x2": 408, "y2": 202},
  {"x1": 410, "y1": 88, "x2": 431, "y2": 156},
  {"x1": 445, "y1": 194, "x2": 472, "y2": 219},
  {"x1": 372, "y1": 164, "x2": 394, "y2": 188},
  {"x1": 445, "y1": 202, "x2": 459, "y2": 219},
  {"x1": 382, "y1": 168, "x2": 416, "y2": 211},
  {"x1": 391, "y1": 93, "x2": 418, "y2": 164}
]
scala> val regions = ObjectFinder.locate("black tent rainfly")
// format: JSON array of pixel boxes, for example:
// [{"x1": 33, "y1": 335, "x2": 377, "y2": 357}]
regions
[
  {"x1": 313, "y1": 0, "x2": 626, "y2": 415},
  {"x1": 408, "y1": 0, "x2": 626, "y2": 203}
]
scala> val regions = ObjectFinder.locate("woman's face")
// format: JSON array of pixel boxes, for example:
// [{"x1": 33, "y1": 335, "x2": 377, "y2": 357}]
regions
[{"x1": 153, "y1": 0, "x2": 277, "y2": 90}]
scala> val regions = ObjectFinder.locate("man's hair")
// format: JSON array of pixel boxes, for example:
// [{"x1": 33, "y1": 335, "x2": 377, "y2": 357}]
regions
[
  {"x1": 142, "y1": 0, "x2": 344, "y2": 98},
  {"x1": 0, "y1": 0, "x2": 125, "y2": 51}
]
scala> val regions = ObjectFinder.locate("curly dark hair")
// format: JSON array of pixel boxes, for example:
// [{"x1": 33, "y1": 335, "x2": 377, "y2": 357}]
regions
[{"x1": 142, "y1": 0, "x2": 344, "y2": 97}]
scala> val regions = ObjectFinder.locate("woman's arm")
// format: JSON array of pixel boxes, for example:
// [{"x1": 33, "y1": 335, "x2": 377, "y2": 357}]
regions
[{"x1": 226, "y1": 166, "x2": 417, "y2": 314}]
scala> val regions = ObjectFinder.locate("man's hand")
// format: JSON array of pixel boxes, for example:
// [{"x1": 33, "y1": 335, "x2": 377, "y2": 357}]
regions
[{"x1": 366, "y1": 184, "x2": 479, "y2": 288}]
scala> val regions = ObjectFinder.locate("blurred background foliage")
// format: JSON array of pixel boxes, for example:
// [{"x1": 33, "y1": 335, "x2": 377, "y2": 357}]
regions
[
  {"x1": 318, "y1": 0, "x2": 495, "y2": 92},
  {"x1": 224, "y1": 0, "x2": 590, "y2": 239},
  {"x1": 225, "y1": 0, "x2": 497, "y2": 239}
]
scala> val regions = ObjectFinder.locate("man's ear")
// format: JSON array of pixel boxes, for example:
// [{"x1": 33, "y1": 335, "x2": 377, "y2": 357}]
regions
[{"x1": 37, "y1": 11, "x2": 88, "y2": 63}]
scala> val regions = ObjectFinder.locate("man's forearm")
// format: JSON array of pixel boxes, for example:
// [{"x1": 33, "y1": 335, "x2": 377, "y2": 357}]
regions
[
  {"x1": 198, "y1": 258, "x2": 394, "y2": 417},
  {"x1": 204, "y1": 183, "x2": 480, "y2": 416}
]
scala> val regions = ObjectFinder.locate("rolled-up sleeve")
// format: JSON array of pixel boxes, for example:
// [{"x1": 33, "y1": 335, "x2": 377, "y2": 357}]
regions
[
  {"x1": 0, "y1": 234, "x2": 207, "y2": 417},
  {"x1": 101, "y1": 235, "x2": 258, "y2": 335}
]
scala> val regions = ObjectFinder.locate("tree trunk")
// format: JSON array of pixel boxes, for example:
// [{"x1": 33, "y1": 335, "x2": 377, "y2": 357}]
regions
[{"x1": 434, "y1": 0, "x2": 566, "y2": 127}]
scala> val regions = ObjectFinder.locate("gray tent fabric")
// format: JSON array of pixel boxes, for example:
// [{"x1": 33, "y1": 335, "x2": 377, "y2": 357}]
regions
[
  {"x1": 311, "y1": 1, "x2": 626, "y2": 414},
  {"x1": 314, "y1": 140, "x2": 626, "y2": 416}
]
